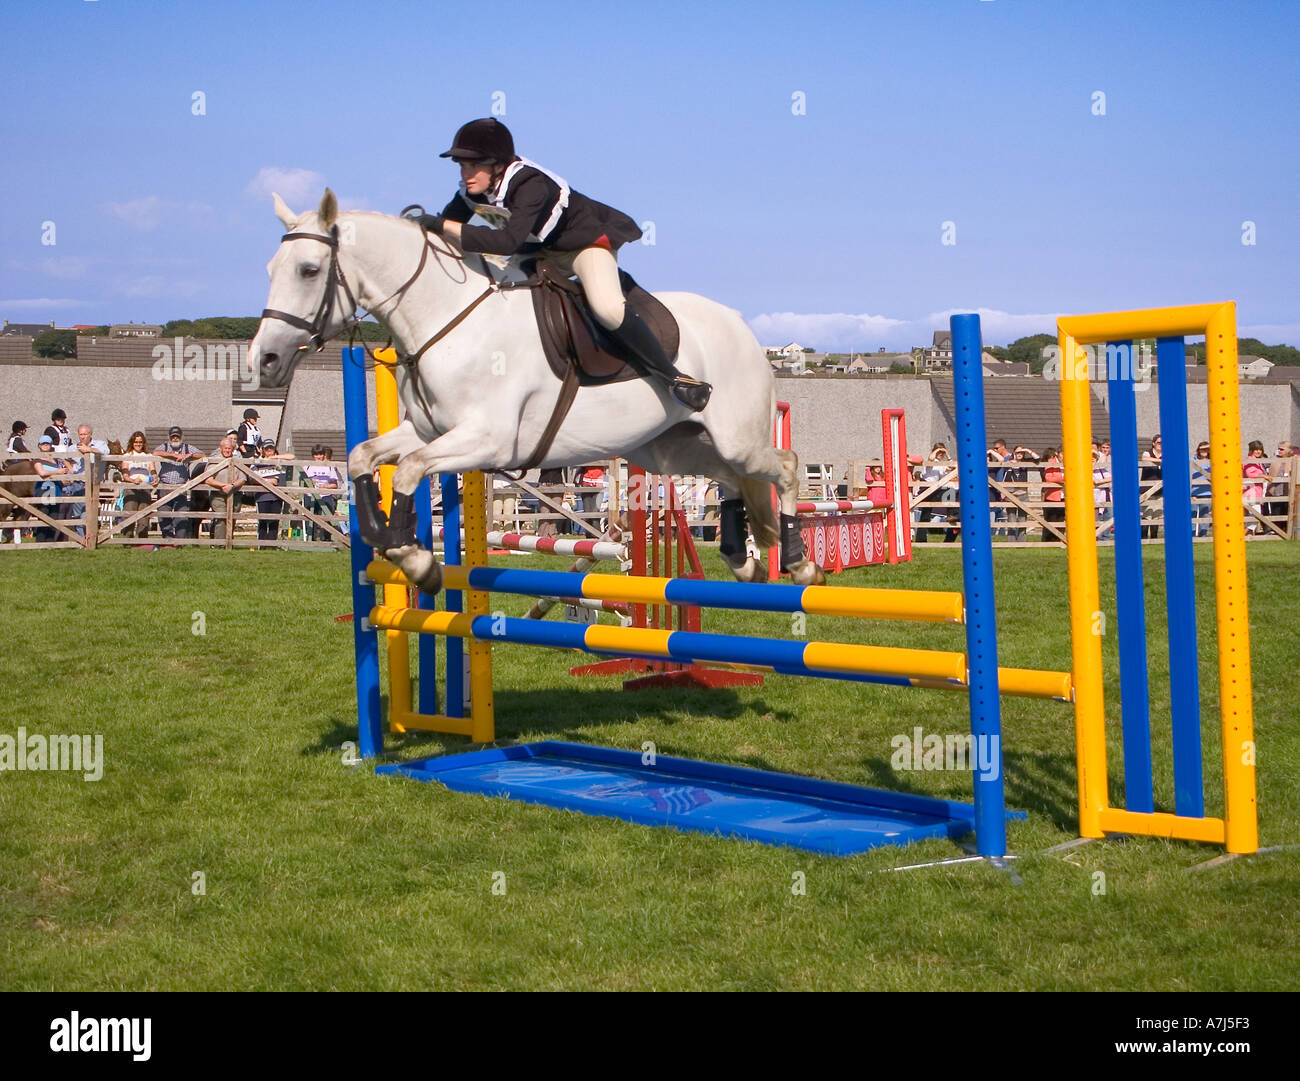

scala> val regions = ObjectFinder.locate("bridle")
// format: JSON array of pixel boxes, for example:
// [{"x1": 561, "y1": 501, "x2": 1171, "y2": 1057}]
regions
[
  {"x1": 259, "y1": 219, "x2": 458, "y2": 354},
  {"x1": 260, "y1": 225, "x2": 361, "y2": 351}
]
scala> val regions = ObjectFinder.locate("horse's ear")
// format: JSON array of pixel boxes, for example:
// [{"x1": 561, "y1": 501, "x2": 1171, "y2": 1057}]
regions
[
  {"x1": 318, "y1": 188, "x2": 338, "y2": 229},
  {"x1": 272, "y1": 192, "x2": 298, "y2": 231}
]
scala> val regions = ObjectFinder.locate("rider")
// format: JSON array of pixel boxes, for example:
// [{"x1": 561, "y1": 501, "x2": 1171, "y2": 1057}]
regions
[{"x1": 409, "y1": 118, "x2": 711, "y2": 412}]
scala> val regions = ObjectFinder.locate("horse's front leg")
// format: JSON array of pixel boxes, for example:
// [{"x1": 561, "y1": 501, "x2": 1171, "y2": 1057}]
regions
[
  {"x1": 347, "y1": 421, "x2": 428, "y2": 548},
  {"x1": 380, "y1": 423, "x2": 505, "y2": 595}
]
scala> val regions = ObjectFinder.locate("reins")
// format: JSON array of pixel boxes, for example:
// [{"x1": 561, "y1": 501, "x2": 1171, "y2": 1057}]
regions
[{"x1": 261, "y1": 214, "x2": 570, "y2": 474}]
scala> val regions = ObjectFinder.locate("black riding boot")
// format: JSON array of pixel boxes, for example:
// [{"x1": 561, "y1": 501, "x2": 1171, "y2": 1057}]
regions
[{"x1": 610, "y1": 309, "x2": 712, "y2": 411}]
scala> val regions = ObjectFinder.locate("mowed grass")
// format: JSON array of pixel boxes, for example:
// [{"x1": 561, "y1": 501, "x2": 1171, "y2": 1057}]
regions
[{"x1": 1, "y1": 540, "x2": 1296, "y2": 991}]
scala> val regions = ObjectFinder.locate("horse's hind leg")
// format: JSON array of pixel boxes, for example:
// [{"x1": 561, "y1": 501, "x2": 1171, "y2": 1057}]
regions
[
  {"x1": 716, "y1": 484, "x2": 765, "y2": 582},
  {"x1": 629, "y1": 427, "x2": 767, "y2": 583}
]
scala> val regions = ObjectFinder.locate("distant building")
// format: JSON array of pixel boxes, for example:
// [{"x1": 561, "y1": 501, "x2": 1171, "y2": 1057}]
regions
[
  {"x1": 983, "y1": 356, "x2": 1030, "y2": 377},
  {"x1": 923, "y1": 331, "x2": 953, "y2": 371},
  {"x1": 2, "y1": 319, "x2": 56, "y2": 336},
  {"x1": 109, "y1": 323, "x2": 163, "y2": 338},
  {"x1": 765, "y1": 342, "x2": 807, "y2": 358},
  {"x1": 1238, "y1": 356, "x2": 1272, "y2": 379}
]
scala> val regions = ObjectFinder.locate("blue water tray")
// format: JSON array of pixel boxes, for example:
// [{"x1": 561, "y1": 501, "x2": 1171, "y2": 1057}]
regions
[{"x1": 375, "y1": 741, "x2": 1022, "y2": 857}]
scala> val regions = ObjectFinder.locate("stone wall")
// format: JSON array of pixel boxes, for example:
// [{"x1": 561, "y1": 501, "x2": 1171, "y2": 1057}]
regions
[{"x1": 774, "y1": 375, "x2": 946, "y2": 477}]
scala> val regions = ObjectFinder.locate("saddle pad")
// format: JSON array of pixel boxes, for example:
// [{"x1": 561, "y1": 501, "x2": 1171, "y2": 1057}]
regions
[{"x1": 530, "y1": 263, "x2": 680, "y2": 386}]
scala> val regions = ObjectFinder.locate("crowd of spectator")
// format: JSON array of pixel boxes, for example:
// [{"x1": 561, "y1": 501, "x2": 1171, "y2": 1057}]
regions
[
  {"x1": 911, "y1": 435, "x2": 1296, "y2": 542},
  {"x1": 4, "y1": 406, "x2": 1296, "y2": 548},
  {"x1": 2, "y1": 406, "x2": 344, "y2": 546}
]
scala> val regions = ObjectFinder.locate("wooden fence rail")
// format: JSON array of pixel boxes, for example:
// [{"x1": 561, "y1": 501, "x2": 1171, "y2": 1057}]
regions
[{"x1": 2, "y1": 452, "x2": 1294, "y2": 550}]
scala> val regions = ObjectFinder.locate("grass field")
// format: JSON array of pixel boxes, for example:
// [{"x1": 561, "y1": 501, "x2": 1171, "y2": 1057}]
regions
[{"x1": 2, "y1": 541, "x2": 1297, "y2": 991}]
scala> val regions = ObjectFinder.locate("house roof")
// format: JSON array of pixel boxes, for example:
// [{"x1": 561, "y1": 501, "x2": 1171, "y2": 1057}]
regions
[{"x1": 931, "y1": 374, "x2": 1109, "y2": 453}]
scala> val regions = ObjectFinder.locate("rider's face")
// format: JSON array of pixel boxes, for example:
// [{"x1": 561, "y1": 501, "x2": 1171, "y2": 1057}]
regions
[{"x1": 458, "y1": 159, "x2": 495, "y2": 195}]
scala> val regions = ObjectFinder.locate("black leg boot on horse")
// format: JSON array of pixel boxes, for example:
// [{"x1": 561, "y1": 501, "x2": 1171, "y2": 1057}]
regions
[
  {"x1": 718, "y1": 497, "x2": 764, "y2": 582},
  {"x1": 352, "y1": 474, "x2": 443, "y2": 593},
  {"x1": 610, "y1": 309, "x2": 713, "y2": 412}
]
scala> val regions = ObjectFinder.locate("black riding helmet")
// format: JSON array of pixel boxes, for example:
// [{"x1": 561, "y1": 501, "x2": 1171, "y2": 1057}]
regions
[{"x1": 439, "y1": 118, "x2": 515, "y2": 164}]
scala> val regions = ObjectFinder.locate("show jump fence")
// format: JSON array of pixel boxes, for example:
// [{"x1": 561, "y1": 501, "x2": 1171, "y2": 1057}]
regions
[{"x1": 344, "y1": 303, "x2": 1259, "y2": 860}]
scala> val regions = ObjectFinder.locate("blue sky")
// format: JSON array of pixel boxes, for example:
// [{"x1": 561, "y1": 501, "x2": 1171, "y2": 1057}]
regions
[{"x1": 2, "y1": 0, "x2": 1297, "y2": 351}]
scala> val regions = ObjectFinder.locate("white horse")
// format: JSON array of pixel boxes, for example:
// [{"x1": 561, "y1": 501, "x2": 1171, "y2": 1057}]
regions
[{"x1": 248, "y1": 190, "x2": 823, "y2": 592}]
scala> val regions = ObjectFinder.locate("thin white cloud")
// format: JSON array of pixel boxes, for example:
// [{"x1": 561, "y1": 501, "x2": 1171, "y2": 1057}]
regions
[
  {"x1": 921, "y1": 308, "x2": 1061, "y2": 346},
  {"x1": 750, "y1": 308, "x2": 1068, "y2": 352},
  {"x1": 104, "y1": 196, "x2": 213, "y2": 231},
  {"x1": 39, "y1": 256, "x2": 93, "y2": 281},
  {"x1": 246, "y1": 166, "x2": 327, "y2": 208},
  {"x1": 105, "y1": 195, "x2": 166, "y2": 231},
  {"x1": 117, "y1": 276, "x2": 205, "y2": 300},
  {"x1": 0, "y1": 297, "x2": 86, "y2": 309},
  {"x1": 6, "y1": 257, "x2": 94, "y2": 280},
  {"x1": 1241, "y1": 323, "x2": 1300, "y2": 346},
  {"x1": 750, "y1": 311, "x2": 908, "y2": 351}
]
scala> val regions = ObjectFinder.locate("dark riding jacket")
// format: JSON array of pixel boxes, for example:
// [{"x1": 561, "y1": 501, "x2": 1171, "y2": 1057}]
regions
[{"x1": 441, "y1": 158, "x2": 642, "y2": 257}]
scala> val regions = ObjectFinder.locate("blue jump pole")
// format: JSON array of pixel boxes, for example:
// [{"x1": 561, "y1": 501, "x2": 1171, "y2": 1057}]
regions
[
  {"x1": 415, "y1": 476, "x2": 438, "y2": 715},
  {"x1": 1156, "y1": 335, "x2": 1204, "y2": 816},
  {"x1": 343, "y1": 345, "x2": 382, "y2": 759},
  {"x1": 949, "y1": 314, "x2": 1007, "y2": 860},
  {"x1": 441, "y1": 472, "x2": 467, "y2": 717},
  {"x1": 1107, "y1": 340, "x2": 1155, "y2": 814}
]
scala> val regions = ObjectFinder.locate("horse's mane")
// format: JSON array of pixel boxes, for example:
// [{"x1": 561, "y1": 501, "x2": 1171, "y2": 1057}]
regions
[{"x1": 332, "y1": 208, "x2": 513, "y2": 284}]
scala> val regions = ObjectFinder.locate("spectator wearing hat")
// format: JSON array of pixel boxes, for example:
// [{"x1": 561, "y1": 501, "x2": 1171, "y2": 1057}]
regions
[
  {"x1": 7, "y1": 421, "x2": 29, "y2": 454},
  {"x1": 302, "y1": 444, "x2": 342, "y2": 541},
  {"x1": 236, "y1": 409, "x2": 262, "y2": 459},
  {"x1": 42, "y1": 408, "x2": 74, "y2": 454},
  {"x1": 32, "y1": 434, "x2": 70, "y2": 540},
  {"x1": 154, "y1": 426, "x2": 205, "y2": 541}
]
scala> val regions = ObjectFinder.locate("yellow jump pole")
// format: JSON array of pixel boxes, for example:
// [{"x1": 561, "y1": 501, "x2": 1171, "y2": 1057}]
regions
[
  {"x1": 1205, "y1": 303, "x2": 1257, "y2": 853},
  {"x1": 1057, "y1": 326, "x2": 1108, "y2": 840},
  {"x1": 461, "y1": 471, "x2": 495, "y2": 742},
  {"x1": 372, "y1": 348, "x2": 413, "y2": 725}
]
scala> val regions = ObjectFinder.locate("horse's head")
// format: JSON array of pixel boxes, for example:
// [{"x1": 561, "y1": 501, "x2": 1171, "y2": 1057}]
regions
[{"x1": 249, "y1": 189, "x2": 356, "y2": 387}]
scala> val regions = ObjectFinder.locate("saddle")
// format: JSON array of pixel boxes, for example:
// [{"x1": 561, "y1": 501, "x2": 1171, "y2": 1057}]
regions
[
  {"x1": 527, "y1": 259, "x2": 680, "y2": 385},
  {"x1": 511, "y1": 259, "x2": 681, "y2": 471}
]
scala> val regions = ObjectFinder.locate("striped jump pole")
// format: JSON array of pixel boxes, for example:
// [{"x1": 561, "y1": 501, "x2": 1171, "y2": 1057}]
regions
[
  {"x1": 434, "y1": 528, "x2": 629, "y2": 564},
  {"x1": 796, "y1": 499, "x2": 884, "y2": 513},
  {"x1": 367, "y1": 562, "x2": 1072, "y2": 702}
]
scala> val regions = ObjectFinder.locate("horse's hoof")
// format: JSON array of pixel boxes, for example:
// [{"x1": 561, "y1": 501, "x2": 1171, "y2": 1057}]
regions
[
  {"x1": 724, "y1": 555, "x2": 765, "y2": 583},
  {"x1": 786, "y1": 559, "x2": 825, "y2": 586},
  {"x1": 388, "y1": 545, "x2": 442, "y2": 595}
]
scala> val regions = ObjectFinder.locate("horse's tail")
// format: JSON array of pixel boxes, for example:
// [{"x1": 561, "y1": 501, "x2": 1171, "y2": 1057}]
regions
[{"x1": 737, "y1": 476, "x2": 780, "y2": 550}]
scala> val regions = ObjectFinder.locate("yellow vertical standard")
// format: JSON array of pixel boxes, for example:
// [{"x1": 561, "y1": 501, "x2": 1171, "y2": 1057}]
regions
[
  {"x1": 461, "y1": 471, "x2": 495, "y2": 742},
  {"x1": 372, "y1": 349, "x2": 412, "y2": 725},
  {"x1": 1057, "y1": 328, "x2": 1108, "y2": 840},
  {"x1": 1205, "y1": 303, "x2": 1257, "y2": 853}
]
